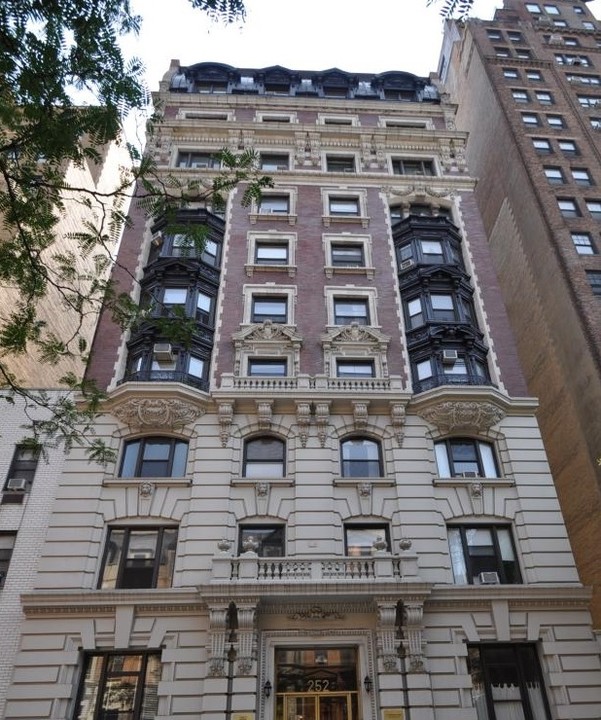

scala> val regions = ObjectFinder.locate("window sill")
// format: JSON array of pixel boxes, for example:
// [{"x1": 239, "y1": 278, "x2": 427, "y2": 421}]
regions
[
  {"x1": 250, "y1": 213, "x2": 297, "y2": 226},
  {"x1": 231, "y1": 476, "x2": 294, "y2": 487},
  {"x1": 102, "y1": 476, "x2": 192, "y2": 488},
  {"x1": 433, "y1": 476, "x2": 514, "y2": 487},
  {"x1": 245, "y1": 263, "x2": 296, "y2": 278},
  {"x1": 333, "y1": 476, "x2": 394, "y2": 487},
  {"x1": 323, "y1": 215, "x2": 370, "y2": 228},
  {"x1": 324, "y1": 265, "x2": 375, "y2": 280}
]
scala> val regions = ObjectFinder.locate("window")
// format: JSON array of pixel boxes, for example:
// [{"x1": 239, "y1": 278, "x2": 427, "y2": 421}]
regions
[
  {"x1": 521, "y1": 113, "x2": 539, "y2": 126},
  {"x1": 259, "y1": 113, "x2": 294, "y2": 123},
  {"x1": 434, "y1": 438, "x2": 499, "y2": 477},
  {"x1": 420, "y1": 239, "x2": 444, "y2": 262},
  {"x1": 248, "y1": 358, "x2": 287, "y2": 377},
  {"x1": 255, "y1": 241, "x2": 289, "y2": 265},
  {"x1": 243, "y1": 437, "x2": 285, "y2": 477},
  {"x1": 239, "y1": 525, "x2": 285, "y2": 556},
  {"x1": 487, "y1": 29, "x2": 502, "y2": 40},
  {"x1": 177, "y1": 151, "x2": 221, "y2": 169},
  {"x1": 571, "y1": 232, "x2": 596, "y2": 254},
  {"x1": 507, "y1": 31, "x2": 523, "y2": 42},
  {"x1": 516, "y1": 49, "x2": 532, "y2": 60},
  {"x1": 587, "y1": 271, "x2": 601, "y2": 295},
  {"x1": 431, "y1": 294, "x2": 457, "y2": 320},
  {"x1": 558, "y1": 139, "x2": 578, "y2": 154},
  {"x1": 322, "y1": 116, "x2": 354, "y2": 125},
  {"x1": 334, "y1": 298, "x2": 369, "y2": 325},
  {"x1": 544, "y1": 4, "x2": 560, "y2": 14},
  {"x1": 196, "y1": 291, "x2": 215, "y2": 324},
  {"x1": 468, "y1": 645, "x2": 551, "y2": 720},
  {"x1": 98, "y1": 527, "x2": 178, "y2": 589},
  {"x1": 161, "y1": 287, "x2": 187, "y2": 313},
  {"x1": 546, "y1": 114, "x2": 564, "y2": 128},
  {"x1": 564, "y1": 37, "x2": 580, "y2": 46},
  {"x1": 535, "y1": 90, "x2": 553, "y2": 104},
  {"x1": 448, "y1": 525, "x2": 521, "y2": 584},
  {"x1": 525, "y1": 69, "x2": 542, "y2": 81},
  {"x1": 571, "y1": 168, "x2": 592, "y2": 186},
  {"x1": 591, "y1": 117, "x2": 601, "y2": 129},
  {"x1": 553, "y1": 18, "x2": 568, "y2": 27},
  {"x1": 331, "y1": 243, "x2": 365, "y2": 267},
  {"x1": 326, "y1": 155, "x2": 356, "y2": 173},
  {"x1": 336, "y1": 360, "x2": 375, "y2": 378},
  {"x1": 532, "y1": 138, "x2": 552, "y2": 153},
  {"x1": 391, "y1": 158, "x2": 435, "y2": 175},
  {"x1": 543, "y1": 166, "x2": 565, "y2": 184},
  {"x1": 329, "y1": 197, "x2": 360, "y2": 216},
  {"x1": 259, "y1": 153, "x2": 289, "y2": 171},
  {"x1": 3, "y1": 444, "x2": 40, "y2": 496},
  {"x1": 583, "y1": 20, "x2": 595, "y2": 29},
  {"x1": 73, "y1": 652, "x2": 161, "y2": 720},
  {"x1": 577, "y1": 95, "x2": 601, "y2": 107},
  {"x1": 341, "y1": 437, "x2": 383, "y2": 477},
  {"x1": 503, "y1": 68, "x2": 519, "y2": 79},
  {"x1": 586, "y1": 199, "x2": 601, "y2": 218},
  {"x1": 119, "y1": 438, "x2": 188, "y2": 478},
  {"x1": 558, "y1": 198, "x2": 580, "y2": 217},
  {"x1": 494, "y1": 47, "x2": 511, "y2": 58},
  {"x1": 201, "y1": 238, "x2": 220, "y2": 267},
  {"x1": 259, "y1": 195, "x2": 290, "y2": 215},
  {"x1": 573, "y1": 4, "x2": 584, "y2": 14},
  {"x1": 567, "y1": 73, "x2": 600, "y2": 84},
  {"x1": 526, "y1": 3, "x2": 541, "y2": 12},
  {"x1": 511, "y1": 89, "x2": 529, "y2": 103},
  {"x1": 251, "y1": 296, "x2": 288, "y2": 323},
  {"x1": 0, "y1": 533, "x2": 16, "y2": 587},
  {"x1": 345, "y1": 525, "x2": 390, "y2": 556},
  {"x1": 407, "y1": 298, "x2": 424, "y2": 328}
]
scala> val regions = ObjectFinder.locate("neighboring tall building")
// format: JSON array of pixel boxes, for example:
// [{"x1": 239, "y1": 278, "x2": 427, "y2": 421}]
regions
[
  {"x1": 440, "y1": 0, "x2": 601, "y2": 627},
  {"x1": 4, "y1": 62, "x2": 601, "y2": 720}
]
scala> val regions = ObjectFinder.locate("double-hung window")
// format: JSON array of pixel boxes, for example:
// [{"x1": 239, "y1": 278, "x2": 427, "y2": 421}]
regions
[
  {"x1": 248, "y1": 359, "x2": 287, "y2": 377},
  {"x1": 334, "y1": 298, "x2": 369, "y2": 325},
  {"x1": 119, "y1": 438, "x2": 188, "y2": 478},
  {"x1": 255, "y1": 242, "x2": 288, "y2": 265},
  {"x1": 336, "y1": 360, "x2": 375, "y2": 378},
  {"x1": 435, "y1": 438, "x2": 499, "y2": 477},
  {"x1": 259, "y1": 153, "x2": 289, "y2": 171},
  {"x1": 329, "y1": 197, "x2": 360, "y2": 216},
  {"x1": 340, "y1": 437, "x2": 383, "y2": 477},
  {"x1": 326, "y1": 155, "x2": 356, "y2": 173},
  {"x1": 448, "y1": 525, "x2": 521, "y2": 584},
  {"x1": 251, "y1": 296, "x2": 288, "y2": 323},
  {"x1": 331, "y1": 243, "x2": 365, "y2": 267},
  {"x1": 259, "y1": 195, "x2": 290, "y2": 214},
  {"x1": 243, "y1": 437, "x2": 285, "y2": 477},
  {"x1": 571, "y1": 232, "x2": 596, "y2": 254}
]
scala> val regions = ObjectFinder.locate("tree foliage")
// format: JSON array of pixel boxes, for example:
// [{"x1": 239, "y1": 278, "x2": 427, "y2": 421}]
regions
[{"x1": 0, "y1": 0, "x2": 266, "y2": 461}]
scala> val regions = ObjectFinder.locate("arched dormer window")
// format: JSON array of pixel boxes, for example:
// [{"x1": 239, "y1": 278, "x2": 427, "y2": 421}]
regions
[
  {"x1": 243, "y1": 436, "x2": 286, "y2": 478},
  {"x1": 119, "y1": 437, "x2": 189, "y2": 478},
  {"x1": 340, "y1": 436, "x2": 383, "y2": 478},
  {"x1": 435, "y1": 438, "x2": 499, "y2": 478}
]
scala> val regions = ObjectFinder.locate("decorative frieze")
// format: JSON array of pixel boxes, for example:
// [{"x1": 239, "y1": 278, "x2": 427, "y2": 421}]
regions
[
  {"x1": 417, "y1": 399, "x2": 505, "y2": 434},
  {"x1": 111, "y1": 397, "x2": 204, "y2": 430}
]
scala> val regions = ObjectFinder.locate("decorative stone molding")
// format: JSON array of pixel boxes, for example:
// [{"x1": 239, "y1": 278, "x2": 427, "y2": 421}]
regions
[
  {"x1": 402, "y1": 601, "x2": 426, "y2": 673},
  {"x1": 376, "y1": 601, "x2": 400, "y2": 673},
  {"x1": 256, "y1": 400, "x2": 273, "y2": 430},
  {"x1": 288, "y1": 605, "x2": 345, "y2": 621},
  {"x1": 208, "y1": 605, "x2": 229, "y2": 676},
  {"x1": 139, "y1": 482, "x2": 154, "y2": 498},
  {"x1": 352, "y1": 401, "x2": 370, "y2": 430},
  {"x1": 256, "y1": 482, "x2": 269, "y2": 498},
  {"x1": 217, "y1": 538, "x2": 233, "y2": 555},
  {"x1": 235, "y1": 604, "x2": 257, "y2": 676},
  {"x1": 389, "y1": 403, "x2": 406, "y2": 447},
  {"x1": 315, "y1": 402, "x2": 331, "y2": 447},
  {"x1": 112, "y1": 398, "x2": 204, "y2": 430},
  {"x1": 417, "y1": 400, "x2": 505, "y2": 434},
  {"x1": 358, "y1": 483, "x2": 372, "y2": 498},
  {"x1": 232, "y1": 321, "x2": 303, "y2": 377},
  {"x1": 321, "y1": 324, "x2": 390, "y2": 379},
  {"x1": 218, "y1": 402, "x2": 235, "y2": 447},
  {"x1": 296, "y1": 401, "x2": 311, "y2": 448}
]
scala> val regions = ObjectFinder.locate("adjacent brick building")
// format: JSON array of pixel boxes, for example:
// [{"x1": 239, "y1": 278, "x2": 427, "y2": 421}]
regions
[
  {"x1": 440, "y1": 0, "x2": 601, "y2": 627},
  {"x1": 3, "y1": 60, "x2": 601, "y2": 720}
]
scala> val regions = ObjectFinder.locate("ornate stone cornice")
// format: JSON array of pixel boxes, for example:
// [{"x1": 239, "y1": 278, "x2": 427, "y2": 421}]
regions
[
  {"x1": 111, "y1": 397, "x2": 205, "y2": 430},
  {"x1": 417, "y1": 399, "x2": 505, "y2": 434}
]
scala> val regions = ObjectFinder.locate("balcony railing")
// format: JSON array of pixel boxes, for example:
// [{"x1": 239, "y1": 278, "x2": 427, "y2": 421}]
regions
[
  {"x1": 211, "y1": 553, "x2": 420, "y2": 584},
  {"x1": 119, "y1": 370, "x2": 208, "y2": 391},
  {"x1": 219, "y1": 374, "x2": 404, "y2": 393},
  {"x1": 415, "y1": 373, "x2": 493, "y2": 394}
]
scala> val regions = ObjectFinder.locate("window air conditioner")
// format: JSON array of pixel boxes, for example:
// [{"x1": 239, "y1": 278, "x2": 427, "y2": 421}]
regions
[
  {"x1": 479, "y1": 571, "x2": 500, "y2": 585},
  {"x1": 400, "y1": 259, "x2": 414, "y2": 270},
  {"x1": 442, "y1": 349, "x2": 459, "y2": 363},
  {"x1": 6, "y1": 478, "x2": 27, "y2": 491},
  {"x1": 153, "y1": 343, "x2": 174, "y2": 362},
  {"x1": 151, "y1": 231, "x2": 163, "y2": 247},
  {"x1": 459, "y1": 471, "x2": 479, "y2": 478}
]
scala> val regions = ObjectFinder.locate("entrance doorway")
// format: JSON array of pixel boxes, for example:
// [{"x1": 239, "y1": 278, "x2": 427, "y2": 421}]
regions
[{"x1": 274, "y1": 647, "x2": 359, "y2": 720}]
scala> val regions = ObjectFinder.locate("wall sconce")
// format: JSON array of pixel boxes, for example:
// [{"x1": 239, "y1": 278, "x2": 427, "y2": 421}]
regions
[
  {"x1": 363, "y1": 676, "x2": 373, "y2": 694},
  {"x1": 263, "y1": 680, "x2": 272, "y2": 698}
]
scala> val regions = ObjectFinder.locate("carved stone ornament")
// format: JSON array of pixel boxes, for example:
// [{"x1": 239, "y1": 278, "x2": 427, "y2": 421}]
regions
[
  {"x1": 256, "y1": 400, "x2": 273, "y2": 430},
  {"x1": 418, "y1": 400, "x2": 505, "y2": 434},
  {"x1": 217, "y1": 538, "x2": 233, "y2": 554},
  {"x1": 139, "y1": 482, "x2": 154, "y2": 498},
  {"x1": 288, "y1": 605, "x2": 345, "y2": 621},
  {"x1": 256, "y1": 482, "x2": 269, "y2": 497},
  {"x1": 315, "y1": 402, "x2": 331, "y2": 448},
  {"x1": 358, "y1": 483, "x2": 372, "y2": 498},
  {"x1": 352, "y1": 401, "x2": 370, "y2": 430},
  {"x1": 296, "y1": 401, "x2": 311, "y2": 448},
  {"x1": 218, "y1": 402, "x2": 234, "y2": 447},
  {"x1": 112, "y1": 398, "x2": 204, "y2": 430},
  {"x1": 390, "y1": 403, "x2": 406, "y2": 447},
  {"x1": 470, "y1": 482, "x2": 483, "y2": 498}
]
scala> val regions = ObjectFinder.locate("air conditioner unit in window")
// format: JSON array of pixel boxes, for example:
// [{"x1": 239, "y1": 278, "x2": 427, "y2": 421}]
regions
[
  {"x1": 479, "y1": 571, "x2": 500, "y2": 585},
  {"x1": 151, "y1": 231, "x2": 163, "y2": 247},
  {"x1": 153, "y1": 343, "x2": 174, "y2": 362},
  {"x1": 459, "y1": 471, "x2": 479, "y2": 478},
  {"x1": 442, "y1": 349, "x2": 459, "y2": 363},
  {"x1": 6, "y1": 477, "x2": 27, "y2": 491},
  {"x1": 399, "y1": 259, "x2": 414, "y2": 270}
]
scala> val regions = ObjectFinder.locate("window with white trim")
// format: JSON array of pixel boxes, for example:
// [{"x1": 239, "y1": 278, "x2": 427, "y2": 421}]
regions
[
  {"x1": 246, "y1": 231, "x2": 296, "y2": 276},
  {"x1": 243, "y1": 436, "x2": 285, "y2": 477},
  {"x1": 434, "y1": 438, "x2": 500, "y2": 477},
  {"x1": 243, "y1": 285, "x2": 296, "y2": 325},
  {"x1": 449, "y1": 525, "x2": 521, "y2": 585}
]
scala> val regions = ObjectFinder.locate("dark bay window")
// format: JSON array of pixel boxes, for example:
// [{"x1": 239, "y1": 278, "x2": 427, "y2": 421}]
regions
[
  {"x1": 239, "y1": 525, "x2": 285, "y2": 556},
  {"x1": 341, "y1": 437, "x2": 383, "y2": 478},
  {"x1": 345, "y1": 525, "x2": 390, "y2": 556},
  {"x1": 334, "y1": 298, "x2": 369, "y2": 325},
  {"x1": 435, "y1": 438, "x2": 499, "y2": 478},
  {"x1": 196, "y1": 291, "x2": 214, "y2": 324},
  {"x1": 468, "y1": 645, "x2": 551, "y2": 720},
  {"x1": 251, "y1": 296, "x2": 288, "y2": 323},
  {"x1": 119, "y1": 437, "x2": 188, "y2": 478},
  {"x1": 98, "y1": 527, "x2": 178, "y2": 589},
  {"x1": 248, "y1": 358, "x2": 287, "y2": 376},
  {"x1": 74, "y1": 652, "x2": 161, "y2": 720},
  {"x1": 448, "y1": 525, "x2": 521, "y2": 585},
  {"x1": 243, "y1": 437, "x2": 286, "y2": 477},
  {"x1": 413, "y1": 352, "x2": 490, "y2": 392}
]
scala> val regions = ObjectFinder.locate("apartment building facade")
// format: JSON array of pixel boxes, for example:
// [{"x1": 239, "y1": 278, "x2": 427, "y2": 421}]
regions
[
  {"x1": 440, "y1": 0, "x2": 601, "y2": 627},
  {"x1": 4, "y1": 62, "x2": 601, "y2": 720}
]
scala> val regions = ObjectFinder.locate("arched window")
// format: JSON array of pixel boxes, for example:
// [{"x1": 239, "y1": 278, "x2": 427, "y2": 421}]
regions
[
  {"x1": 341, "y1": 437, "x2": 383, "y2": 478},
  {"x1": 119, "y1": 437, "x2": 189, "y2": 478},
  {"x1": 243, "y1": 437, "x2": 286, "y2": 478},
  {"x1": 434, "y1": 438, "x2": 499, "y2": 478}
]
